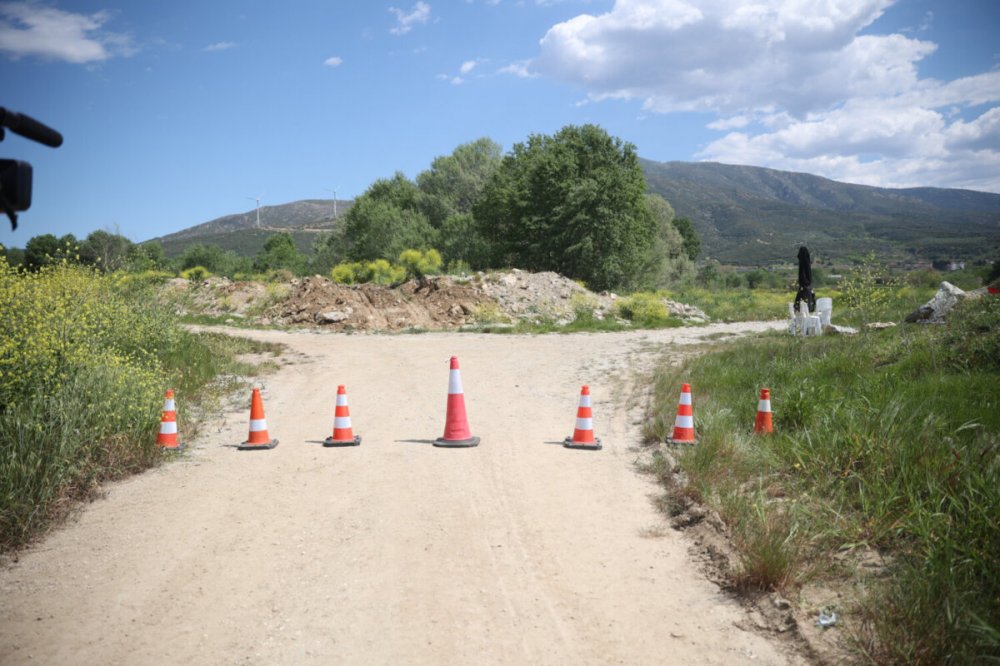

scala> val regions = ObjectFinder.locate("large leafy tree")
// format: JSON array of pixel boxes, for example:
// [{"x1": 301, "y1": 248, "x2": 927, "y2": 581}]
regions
[
  {"x1": 416, "y1": 138, "x2": 502, "y2": 226},
  {"x1": 338, "y1": 173, "x2": 437, "y2": 262},
  {"x1": 473, "y1": 124, "x2": 655, "y2": 291},
  {"x1": 254, "y1": 232, "x2": 304, "y2": 273},
  {"x1": 79, "y1": 230, "x2": 133, "y2": 272},
  {"x1": 640, "y1": 194, "x2": 694, "y2": 288},
  {"x1": 671, "y1": 216, "x2": 701, "y2": 261}
]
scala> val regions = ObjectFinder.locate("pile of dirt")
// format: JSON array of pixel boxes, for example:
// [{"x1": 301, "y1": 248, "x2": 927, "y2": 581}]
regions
[
  {"x1": 267, "y1": 275, "x2": 492, "y2": 331},
  {"x1": 162, "y1": 277, "x2": 279, "y2": 317},
  {"x1": 163, "y1": 270, "x2": 709, "y2": 331},
  {"x1": 477, "y1": 269, "x2": 614, "y2": 323}
]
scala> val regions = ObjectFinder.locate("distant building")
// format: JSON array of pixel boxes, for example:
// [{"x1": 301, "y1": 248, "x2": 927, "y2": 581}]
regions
[{"x1": 931, "y1": 259, "x2": 966, "y2": 272}]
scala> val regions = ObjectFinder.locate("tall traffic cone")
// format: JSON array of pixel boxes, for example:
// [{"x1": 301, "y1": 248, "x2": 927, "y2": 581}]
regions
[
  {"x1": 324, "y1": 385, "x2": 361, "y2": 447},
  {"x1": 238, "y1": 388, "x2": 278, "y2": 450},
  {"x1": 754, "y1": 388, "x2": 773, "y2": 434},
  {"x1": 434, "y1": 356, "x2": 480, "y2": 448},
  {"x1": 156, "y1": 389, "x2": 184, "y2": 451},
  {"x1": 564, "y1": 385, "x2": 602, "y2": 450},
  {"x1": 671, "y1": 383, "x2": 696, "y2": 445}
]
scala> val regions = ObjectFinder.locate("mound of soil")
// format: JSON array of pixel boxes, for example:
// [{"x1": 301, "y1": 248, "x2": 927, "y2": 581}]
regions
[
  {"x1": 163, "y1": 270, "x2": 709, "y2": 331},
  {"x1": 268, "y1": 275, "x2": 492, "y2": 331}
]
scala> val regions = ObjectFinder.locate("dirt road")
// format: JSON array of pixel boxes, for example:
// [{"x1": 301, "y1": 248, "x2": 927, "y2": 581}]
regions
[{"x1": 0, "y1": 322, "x2": 804, "y2": 665}]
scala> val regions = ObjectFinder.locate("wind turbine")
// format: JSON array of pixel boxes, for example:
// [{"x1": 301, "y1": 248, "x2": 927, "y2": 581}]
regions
[
  {"x1": 246, "y1": 194, "x2": 263, "y2": 228},
  {"x1": 324, "y1": 186, "x2": 340, "y2": 220}
]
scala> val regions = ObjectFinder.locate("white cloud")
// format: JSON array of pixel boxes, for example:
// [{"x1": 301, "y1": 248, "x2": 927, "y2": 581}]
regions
[
  {"x1": 499, "y1": 59, "x2": 536, "y2": 78},
  {"x1": 527, "y1": 0, "x2": 1000, "y2": 191},
  {"x1": 324, "y1": 55, "x2": 343, "y2": 68},
  {"x1": 459, "y1": 59, "x2": 477, "y2": 74},
  {"x1": 0, "y1": 2, "x2": 134, "y2": 63},
  {"x1": 205, "y1": 41, "x2": 235, "y2": 52},
  {"x1": 389, "y1": 2, "x2": 431, "y2": 35}
]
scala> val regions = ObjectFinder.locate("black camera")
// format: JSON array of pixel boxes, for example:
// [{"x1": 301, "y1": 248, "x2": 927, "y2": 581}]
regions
[{"x1": 0, "y1": 107, "x2": 63, "y2": 231}]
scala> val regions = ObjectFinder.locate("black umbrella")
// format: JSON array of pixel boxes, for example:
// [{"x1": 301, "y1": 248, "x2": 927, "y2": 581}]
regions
[
  {"x1": 797, "y1": 246, "x2": 812, "y2": 289},
  {"x1": 795, "y1": 246, "x2": 816, "y2": 312}
]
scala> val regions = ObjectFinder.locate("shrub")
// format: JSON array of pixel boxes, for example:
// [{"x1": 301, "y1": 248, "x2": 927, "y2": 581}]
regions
[
  {"x1": 180, "y1": 266, "x2": 212, "y2": 281},
  {"x1": 399, "y1": 248, "x2": 443, "y2": 280},
  {"x1": 615, "y1": 292, "x2": 670, "y2": 326}
]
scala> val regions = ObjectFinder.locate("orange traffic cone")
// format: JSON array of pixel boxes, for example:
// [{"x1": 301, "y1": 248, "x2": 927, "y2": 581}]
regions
[
  {"x1": 324, "y1": 385, "x2": 361, "y2": 447},
  {"x1": 156, "y1": 389, "x2": 184, "y2": 451},
  {"x1": 754, "y1": 388, "x2": 773, "y2": 434},
  {"x1": 564, "y1": 385, "x2": 602, "y2": 450},
  {"x1": 434, "y1": 356, "x2": 480, "y2": 448},
  {"x1": 238, "y1": 388, "x2": 278, "y2": 450},
  {"x1": 671, "y1": 383, "x2": 696, "y2": 444}
]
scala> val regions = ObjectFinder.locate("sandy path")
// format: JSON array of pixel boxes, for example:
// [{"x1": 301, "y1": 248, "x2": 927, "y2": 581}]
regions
[{"x1": 0, "y1": 322, "x2": 803, "y2": 666}]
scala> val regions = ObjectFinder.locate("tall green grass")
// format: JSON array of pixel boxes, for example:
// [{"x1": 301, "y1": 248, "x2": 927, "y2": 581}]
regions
[
  {"x1": 664, "y1": 284, "x2": 939, "y2": 325},
  {"x1": 645, "y1": 296, "x2": 1000, "y2": 664},
  {"x1": 0, "y1": 259, "x2": 280, "y2": 550}
]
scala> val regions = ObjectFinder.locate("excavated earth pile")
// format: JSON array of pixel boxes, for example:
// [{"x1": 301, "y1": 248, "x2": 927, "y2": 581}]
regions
[
  {"x1": 271, "y1": 275, "x2": 492, "y2": 330},
  {"x1": 162, "y1": 269, "x2": 710, "y2": 331}
]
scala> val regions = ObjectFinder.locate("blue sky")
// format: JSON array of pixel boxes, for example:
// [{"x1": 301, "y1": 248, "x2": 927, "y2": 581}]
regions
[{"x1": 1, "y1": 0, "x2": 998, "y2": 247}]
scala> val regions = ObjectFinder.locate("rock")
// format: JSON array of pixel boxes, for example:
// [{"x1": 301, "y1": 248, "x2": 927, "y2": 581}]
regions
[
  {"x1": 905, "y1": 281, "x2": 967, "y2": 323},
  {"x1": 316, "y1": 310, "x2": 350, "y2": 324}
]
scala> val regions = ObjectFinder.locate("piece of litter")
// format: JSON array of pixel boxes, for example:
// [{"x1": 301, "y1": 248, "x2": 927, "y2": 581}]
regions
[{"x1": 816, "y1": 610, "x2": 838, "y2": 628}]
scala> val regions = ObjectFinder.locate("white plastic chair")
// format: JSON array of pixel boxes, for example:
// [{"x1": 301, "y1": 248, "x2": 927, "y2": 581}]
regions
[
  {"x1": 788, "y1": 302, "x2": 799, "y2": 334},
  {"x1": 799, "y1": 301, "x2": 822, "y2": 336},
  {"x1": 816, "y1": 297, "x2": 833, "y2": 327}
]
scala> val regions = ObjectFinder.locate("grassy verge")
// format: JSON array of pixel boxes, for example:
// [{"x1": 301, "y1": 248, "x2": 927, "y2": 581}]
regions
[
  {"x1": 643, "y1": 296, "x2": 1000, "y2": 664},
  {"x1": 0, "y1": 260, "x2": 282, "y2": 551},
  {"x1": 664, "y1": 285, "x2": 939, "y2": 325}
]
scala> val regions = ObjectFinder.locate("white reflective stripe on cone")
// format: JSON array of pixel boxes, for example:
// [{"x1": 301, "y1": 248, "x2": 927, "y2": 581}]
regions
[
  {"x1": 679, "y1": 393, "x2": 692, "y2": 405},
  {"x1": 249, "y1": 419, "x2": 268, "y2": 431},
  {"x1": 159, "y1": 421, "x2": 178, "y2": 434},
  {"x1": 163, "y1": 399, "x2": 176, "y2": 411},
  {"x1": 674, "y1": 415, "x2": 694, "y2": 428},
  {"x1": 575, "y1": 417, "x2": 593, "y2": 430},
  {"x1": 758, "y1": 399, "x2": 771, "y2": 411},
  {"x1": 334, "y1": 417, "x2": 351, "y2": 428},
  {"x1": 336, "y1": 395, "x2": 348, "y2": 406},
  {"x1": 578, "y1": 395, "x2": 591, "y2": 407},
  {"x1": 448, "y1": 369, "x2": 463, "y2": 395}
]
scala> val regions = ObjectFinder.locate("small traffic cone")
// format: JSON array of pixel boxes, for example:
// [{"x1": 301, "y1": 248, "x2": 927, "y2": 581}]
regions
[
  {"x1": 564, "y1": 385, "x2": 602, "y2": 450},
  {"x1": 434, "y1": 356, "x2": 480, "y2": 448},
  {"x1": 754, "y1": 388, "x2": 773, "y2": 434},
  {"x1": 156, "y1": 389, "x2": 184, "y2": 451},
  {"x1": 671, "y1": 383, "x2": 696, "y2": 445},
  {"x1": 324, "y1": 385, "x2": 361, "y2": 447},
  {"x1": 238, "y1": 388, "x2": 278, "y2": 450}
]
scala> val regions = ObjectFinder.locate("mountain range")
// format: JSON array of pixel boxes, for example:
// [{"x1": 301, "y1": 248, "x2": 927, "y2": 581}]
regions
[{"x1": 153, "y1": 161, "x2": 1000, "y2": 265}]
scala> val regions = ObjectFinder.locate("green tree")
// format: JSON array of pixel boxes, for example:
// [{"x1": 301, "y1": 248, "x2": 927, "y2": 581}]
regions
[
  {"x1": 0, "y1": 245, "x2": 25, "y2": 267},
  {"x1": 639, "y1": 194, "x2": 693, "y2": 288},
  {"x1": 416, "y1": 138, "x2": 502, "y2": 227},
  {"x1": 473, "y1": 124, "x2": 655, "y2": 291},
  {"x1": 176, "y1": 243, "x2": 250, "y2": 275},
  {"x1": 671, "y1": 217, "x2": 701, "y2": 261},
  {"x1": 24, "y1": 234, "x2": 60, "y2": 271},
  {"x1": 340, "y1": 173, "x2": 437, "y2": 261},
  {"x1": 79, "y1": 230, "x2": 134, "y2": 272},
  {"x1": 129, "y1": 241, "x2": 165, "y2": 271},
  {"x1": 254, "y1": 232, "x2": 304, "y2": 274}
]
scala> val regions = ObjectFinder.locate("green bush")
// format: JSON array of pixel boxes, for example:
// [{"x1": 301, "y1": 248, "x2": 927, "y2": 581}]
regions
[
  {"x1": 0, "y1": 257, "x2": 279, "y2": 550},
  {"x1": 180, "y1": 265, "x2": 212, "y2": 281},
  {"x1": 399, "y1": 248, "x2": 443, "y2": 280},
  {"x1": 614, "y1": 292, "x2": 670, "y2": 326}
]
